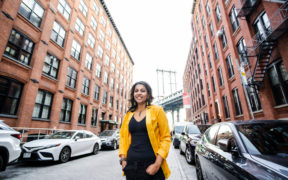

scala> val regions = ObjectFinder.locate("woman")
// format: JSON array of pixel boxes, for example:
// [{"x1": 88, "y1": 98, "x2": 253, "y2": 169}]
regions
[{"x1": 119, "y1": 81, "x2": 171, "y2": 180}]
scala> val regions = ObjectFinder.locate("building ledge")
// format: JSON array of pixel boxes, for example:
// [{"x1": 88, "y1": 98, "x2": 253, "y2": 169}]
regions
[
  {"x1": 42, "y1": 73, "x2": 58, "y2": 83},
  {"x1": 78, "y1": 123, "x2": 86, "y2": 127},
  {"x1": 252, "y1": 109, "x2": 263, "y2": 114},
  {"x1": 17, "y1": 13, "x2": 42, "y2": 33},
  {"x1": 32, "y1": 118, "x2": 50, "y2": 122},
  {"x1": 274, "y1": 104, "x2": 288, "y2": 109},
  {"x1": 0, "y1": 114, "x2": 18, "y2": 119},
  {"x1": 2, "y1": 55, "x2": 32, "y2": 71},
  {"x1": 59, "y1": 121, "x2": 71, "y2": 124}
]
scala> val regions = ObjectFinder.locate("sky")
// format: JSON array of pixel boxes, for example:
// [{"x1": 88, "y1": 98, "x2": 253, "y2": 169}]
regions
[{"x1": 104, "y1": 0, "x2": 193, "y2": 97}]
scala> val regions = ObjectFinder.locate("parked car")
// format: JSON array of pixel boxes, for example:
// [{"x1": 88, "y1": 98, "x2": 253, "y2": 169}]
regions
[
  {"x1": 99, "y1": 129, "x2": 119, "y2": 150},
  {"x1": 21, "y1": 130, "x2": 101, "y2": 163},
  {"x1": 195, "y1": 120, "x2": 288, "y2": 180},
  {"x1": 172, "y1": 122, "x2": 189, "y2": 149},
  {"x1": 0, "y1": 120, "x2": 22, "y2": 171},
  {"x1": 179, "y1": 123, "x2": 201, "y2": 164}
]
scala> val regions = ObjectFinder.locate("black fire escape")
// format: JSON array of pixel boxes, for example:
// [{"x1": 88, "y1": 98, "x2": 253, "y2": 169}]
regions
[{"x1": 238, "y1": 1, "x2": 288, "y2": 88}]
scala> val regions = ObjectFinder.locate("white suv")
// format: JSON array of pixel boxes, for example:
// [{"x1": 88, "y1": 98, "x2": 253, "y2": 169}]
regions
[{"x1": 0, "y1": 120, "x2": 22, "y2": 171}]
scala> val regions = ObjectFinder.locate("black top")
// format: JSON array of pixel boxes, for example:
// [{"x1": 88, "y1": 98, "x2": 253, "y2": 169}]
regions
[{"x1": 127, "y1": 116, "x2": 156, "y2": 161}]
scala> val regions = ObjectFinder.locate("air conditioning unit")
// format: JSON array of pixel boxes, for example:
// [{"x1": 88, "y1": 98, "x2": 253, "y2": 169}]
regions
[{"x1": 216, "y1": 29, "x2": 223, "y2": 37}]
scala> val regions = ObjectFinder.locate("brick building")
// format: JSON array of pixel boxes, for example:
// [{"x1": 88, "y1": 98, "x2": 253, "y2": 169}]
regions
[
  {"x1": 0, "y1": 0, "x2": 134, "y2": 135},
  {"x1": 183, "y1": 0, "x2": 288, "y2": 124}
]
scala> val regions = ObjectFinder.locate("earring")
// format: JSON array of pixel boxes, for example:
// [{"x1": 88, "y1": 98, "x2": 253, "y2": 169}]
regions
[{"x1": 146, "y1": 101, "x2": 149, "y2": 106}]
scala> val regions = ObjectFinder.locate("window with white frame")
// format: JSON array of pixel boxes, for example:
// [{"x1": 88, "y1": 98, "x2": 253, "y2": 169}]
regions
[
  {"x1": 237, "y1": 38, "x2": 249, "y2": 65},
  {"x1": 111, "y1": 63, "x2": 115, "y2": 72},
  {"x1": 110, "y1": 78, "x2": 114, "y2": 90},
  {"x1": 93, "y1": 2, "x2": 99, "y2": 15},
  {"x1": 97, "y1": 45, "x2": 103, "y2": 59},
  {"x1": 18, "y1": 0, "x2": 44, "y2": 28},
  {"x1": 212, "y1": 76, "x2": 216, "y2": 93},
  {"x1": 106, "y1": 41, "x2": 111, "y2": 51},
  {"x1": 71, "y1": 40, "x2": 81, "y2": 60},
  {"x1": 232, "y1": 88, "x2": 243, "y2": 116},
  {"x1": 75, "y1": 18, "x2": 85, "y2": 36},
  {"x1": 213, "y1": 43, "x2": 219, "y2": 60},
  {"x1": 107, "y1": 28, "x2": 112, "y2": 37},
  {"x1": 218, "y1": 67, "x2": 224, "y2": 86},
  {"x1": 60, "y1": 98, "x2": 73, "y2": 122},
  {"x1": 100, "y1": 16, "x2": 106, "y2": 27},
  {"x1": 109, "y1": 96, "x2": 113, "y2": 108},
  {"x1": 91, "y1": 108, "x2": 98, "y2": 126},
  {"x1": 209, "y1": 22, "x2": 214, "y2": 37},
  {"x1": 103, "y1": 90, "x2": 107, "y2": 104},
  {"x1": 104, "y1": 71, "x2": 108, "y2": 84},
  {"x1": 91, "y1": 16, "x2": 97, "y2": 31},
  {"x1": 66, "y1": 67, "x2": 77, "y2": 88},
  {"x1": 85, "y1": 53, "x2": 92, "y2": 70},
  {"x1": 253, "y1": 11, "x2": 271, "y2": 41},
  {"x1": 78, "y1": 103, "x2": 87, "y2": 124},
  {"x1": 112, "y1": 49, "x2": 116, "y2": 58},
  {"x1": 32, "y1": 89, "x2": 53, "y2": 119},
  {"x1": 43, "y1": 53, "x2": 60, "y2": 79},
  {"x1": 215, "y1": 4, "x2": 221, "y2": 22},
  {"x1": 95, "y1": 63, "x2": 101, "y2": 78},
  {"x1": 94, "y1": 84, "x2": 100, "y2": 100},
  {"x1": 220, "y1": 27, "x2": 227, "y2": 49},
  {"x1": 51, "y1": 21, "x2": 66, "y2": 47},
  {"x1": 105, "y1": 55, "x2": 110, "y2": 66},
  {"x1": 226, "y1": 55, "x2": 234, "y2": 78},
  {"x1": 57, "y1": 0, "x2": 71, "y2": 20},
  {"x1": 88, "y1": 33, "x2": 95, "y2": 48},
  {"x1": 246, "y1": 84, "x2": 262, "y2": 111},
  {"x1": 79, "y1": 0, "x2": 88, "y2": 17},
  {"x1": 229, "y1": 6, "x2": 240, "y2": 33},
  {"x1": 206, "y1": 2, "x2": 210, "y2": 16},
  {"x1": 222, "y1": 95, "x2": 230, "y2": 119},
  {"x1": 99, "y1": 29, "x2": 105, "y2": 42},
  {"x1": 82, "y1": 77, "x2": 90, "y2": 95}
]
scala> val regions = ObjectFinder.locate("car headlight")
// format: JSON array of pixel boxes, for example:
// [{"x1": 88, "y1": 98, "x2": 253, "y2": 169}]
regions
[{"x1": 44, "y1": 144, "x2": 61, "y2": 149}]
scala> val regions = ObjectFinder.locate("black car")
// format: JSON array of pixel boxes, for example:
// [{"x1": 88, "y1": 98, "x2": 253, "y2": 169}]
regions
[
  {"x1": 99, "y1": 129, "x2": 119, "y2": 150},
  {"x1": 195, "y1": 120, "x2": 288, "y2": 180},
  {"x1": 179, "y1": 123, "x2": 201, "y2": 164}
]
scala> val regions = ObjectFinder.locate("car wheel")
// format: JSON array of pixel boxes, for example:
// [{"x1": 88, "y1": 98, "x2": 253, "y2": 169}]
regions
[
  {"x1": 92, "y1": 143, "x2": 99, "y2": 155},
  {"x1": 0, "y1": 154, "x2": 5, "y2": 171},
  {"x1": 185, "y1": 147, "x2": 194, "y2": 164},
  {"x1": 59, "y1": 147, "x2": 71, "y2": 163},
  {"x1": 196, "y1": 157, "x2": 204, "y2": 180},
  {"x1": 113, "y1": 141, "x2": 117, "y2": 150}
]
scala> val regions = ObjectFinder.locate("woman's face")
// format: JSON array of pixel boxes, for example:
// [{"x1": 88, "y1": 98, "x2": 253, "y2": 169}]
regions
[{"x1": 134, "y1": 84, "x2": 148, "y2": 105}]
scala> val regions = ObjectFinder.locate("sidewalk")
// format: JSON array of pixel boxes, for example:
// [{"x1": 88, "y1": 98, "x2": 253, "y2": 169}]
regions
[{"x1": 166, "y1": 146, "x2": 187, "y2": 180}]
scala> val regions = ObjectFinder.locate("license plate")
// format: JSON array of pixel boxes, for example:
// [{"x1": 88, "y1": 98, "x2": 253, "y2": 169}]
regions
[{"x1": 23, "y1": 153, "x2": 31, "y2": 158}]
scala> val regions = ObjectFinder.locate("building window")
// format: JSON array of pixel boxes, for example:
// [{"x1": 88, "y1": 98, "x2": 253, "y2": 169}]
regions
[
  {"x1": 71, "y1": 40, "x2": 81, "y2": 60},
  {"x1": 202, "y1": 17, "x2": 206, "y2": 29},
  {"x1": 104, "y1": 71, "x2": 108, "y2": 84},
  {"x1": 51, "y1": 21, "x2": 66, "y2": 47},
  {"x1": 220, "y1": 27, "x2": 227, "y2": 49},
  {"x1": 237, "y1": 38, "x2": 249, "y2": 65},
  {"x1": 100, "y1": 16, "x2": 106, "y2": 27},
  {"x1": 215, "y1": 4, "x2": 221, "y2": 22},
  {"x1": 226, "y1": 55, "x2": 234, "y2": 78},
  {"x1": 222, "y1": 95, "x2": 230, "y2": 119},
  {"x1": 212, "y1": 76, "x2": 216, "y2": 93},
  {"x1": 208, "y1": 83, "x2": 211, "y2": 96},
  {"x1": 218, "y1": 67, "x2": 224, "y2": 86},
  {"x1": 213, "y1": 43, "x2": 218, "y2": 60},
  {"x1": 253, "y1": 11, "x2": 271, "y2": 41},
  {"x1": 43, "y1": 53, "x2": 60, "y2": 79},
  {"x1": 246, "y1": 85, "x2": 262, "y2": 111},
  {"x1": 79, "y1": 0, "x2": 88, "y2": 17},
  {"x1": 32, "y1": 90, "x2": 53, "y2": 119},
  {"x1": 202, "y1": 94, "x2": 205, "y2": 106},
  {"x1": 205, "y1": 35, "x2": 209, "y2": 48},
  {"x1": 91, "y1": 108, "x2": 98, "y2": 126},
  {"x1": 105, "y1": 55, "x2": 110, "y2": 66},
  {"x1": 229, "y1": 6, "x2": 239, "y2": 33},
  {"x1": 103, "y1": 90, "x2": 107, "y2": 104},
  {"x1": 111, "y1": 63, "x2": 115, "y2": 73},
  {"x1": 209, "y1": 22, "x2": 214, "y2": 37},
  {"x1": 116, "y1": 100, "x2": 119, "y2": 110},
  {"x1": 94, "y1": 84, "x2": 100, "y2": 100},
  {"x1": 99, "y1": 30, "x2": 105, "y2": 42},
  {"x1": 60, "y1": 98, "x2": 73, "y2": 122},
  {"x1": 87, "y1": 33, "x2": 95, "y2": 48},
  {"x1": 85, "y1": 53, "x2": 92, "y2": 70},
  {"x1": 206, "y1": 2, "x2": 210, "y2": 16},
  {"x1": 109, "y1": 96, "x2": 113, "y2": 108},
  {"x1": 267, "y1": 60, "x2": 288, "y2": 105},
  {"x1": 91, "y1": 16, "x2": 97, "y2": 31},
  {"x1": 97, "y1": 45, "x2": 103, "y2": 59},
  {"x1": 232, "y1": 88, "x2": 243, "y2": 116},
  {"x1": 57, "y1": 0, "x2": 71, "y2": 20},
  {"x1": 78, "y1": 104, "x2": 87, "y2": 125},
  {"x1": 95, "y1": 63, "x2": 101, "y2": 78},
  {"x1": 66, "y1": 67, "x2": 77, "y2": 88},
  {"x1": 106, "y1": 41, "x2": 111, "y2": 51},
  {"x1": 18, "y1": 0, "x2": 44, "y2": 27},
  {"x1": 82, "y1": 77, "x2": 90, "y2": 95},
  {"x1": 110, "y1": 78, "x2": 114, "y2": 90},
  {"x1": 208, "y1": 53, "x2": 212, "y2": 69},
  {"x1": 75, "y1": 18, "x2": 85, "y2": 36},
  {"x1": 93, "y1": 2, "x2": 99, "y2": 15},
  {"x1": 0, "y1": 76, "x2": 23, "y2": 115},
  {"x1": 4, "y1": 29, "x2": 34, "y2": 65}
]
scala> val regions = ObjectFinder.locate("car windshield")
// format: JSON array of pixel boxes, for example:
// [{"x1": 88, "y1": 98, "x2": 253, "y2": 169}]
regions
[
  {"x1": 99, "y1": 130, "x2": 114, "y2": 136},
  {"x1": 187, "y1": 125, "x2": 201, "y2": 134},
  {"x1": 237, "y1": 123, "x2": 288, "y2": 156},
  {"x1": 175, "y1": 126, "x2": 185, "y2": 134},
  {"x1": 49, "y1": 131, "x2": 76, "y2": 139}
]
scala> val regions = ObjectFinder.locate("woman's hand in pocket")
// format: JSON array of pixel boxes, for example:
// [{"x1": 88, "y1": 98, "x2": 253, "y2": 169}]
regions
[{"x1": 122, "y1": 160, "x2": 127, "y2": 170}]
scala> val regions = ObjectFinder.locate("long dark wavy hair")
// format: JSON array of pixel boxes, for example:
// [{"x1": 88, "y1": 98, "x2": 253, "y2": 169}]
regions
[{"x1": 128, "y1": 81, "x2": 154, "y2": 112}]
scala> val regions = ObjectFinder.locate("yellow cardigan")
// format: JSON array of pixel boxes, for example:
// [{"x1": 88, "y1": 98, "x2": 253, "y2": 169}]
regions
[{"x1": 119, "y1": 105, "x2": 171, "y2": 179}]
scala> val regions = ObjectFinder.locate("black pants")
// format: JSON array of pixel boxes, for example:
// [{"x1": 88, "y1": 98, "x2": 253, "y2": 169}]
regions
[{"x1": 123, "y1": 160, "x2": 165, "y2": 180}]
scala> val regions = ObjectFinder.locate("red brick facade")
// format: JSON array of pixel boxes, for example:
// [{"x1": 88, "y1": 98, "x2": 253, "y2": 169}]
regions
[
  {"x1": 183, "y1": 0, "x2": 288, "y2": 124},
  {"x1": 0, "y1": 0, "x2": 133, "y2": 134}
]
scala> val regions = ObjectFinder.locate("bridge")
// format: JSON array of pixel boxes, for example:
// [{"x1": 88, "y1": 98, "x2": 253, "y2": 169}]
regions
[{"x1": 154, "y1": 89, "x2": 183, "y2": 123}]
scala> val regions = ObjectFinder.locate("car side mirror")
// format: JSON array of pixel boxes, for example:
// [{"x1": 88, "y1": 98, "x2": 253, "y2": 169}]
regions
[{"x1": 218, "y1": 139, "x2": 231, "y2": 152}]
